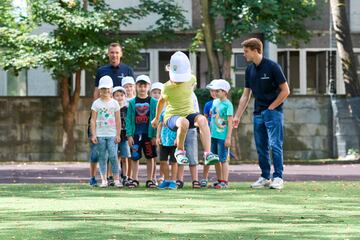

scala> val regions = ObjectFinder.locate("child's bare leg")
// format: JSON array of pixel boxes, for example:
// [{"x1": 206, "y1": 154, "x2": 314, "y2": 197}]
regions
[
  {"x1": 170, "y1": 163, "x2": 178, "y2": 181},
  {"x1": 146, "y1": 158, "x2": 154, "y2": 180},
  {"x1": 194, "y1": 115, "x2": 211, "y2": 152},
  {"x1": 160, "y1": 161, "x2": 170, "y2": 180},
  {"x1": 222, "y1": 162, "x2": 229, "y2": 182},
  {"x1": 90, "y1": 162, "x2": 97, "y2": 177},
  {"x1": 127, "y1": 159, "x2": 132, "y2": 178},
  {"x1": 132, "y1": 160, "x2": 139, "y2": 180},
  {"x1": 215, "y1": 162, "x2": 223, "y2": 180},
  {"x1": 152, "y1": 159, "x2": 157, "y2": 179},
  {"x1": 121, "y1": 157, "x2": 128, "y2": 177},
  {"x1": 177, "y1": 165, "x2": 184, "y2": 181},
  {"x1": 190, "y1": 165, "x2": 198, "y2": 181},
  {"x1": 175, "y1": 117, "x2": 189, "y2": 150},
  {"x1": 203, "y1": 165, "x2": 210, "y2": 180}
]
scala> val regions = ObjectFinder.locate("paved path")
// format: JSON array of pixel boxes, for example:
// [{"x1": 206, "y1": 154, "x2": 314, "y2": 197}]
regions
[{"x1": 0, "y1": 162, "x2": 359, "y2": 184}]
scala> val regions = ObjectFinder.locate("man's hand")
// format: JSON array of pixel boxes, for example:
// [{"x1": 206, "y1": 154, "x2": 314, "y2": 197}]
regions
[
  {"x1": 233, "y1": 115, "x2": 240, "y2": 129},
  {"x1": 151, "y1": 118, "x2": 159, "y2": 128},
  {"x1": 151, "y1": 138, "x2": 156, "y2": 145},
  {"x1": 225, "y1": 137, "x2": 231, "y2": 148},
  {"x1": 128, "y1": 136, "x2": 134, "y2": 147}
]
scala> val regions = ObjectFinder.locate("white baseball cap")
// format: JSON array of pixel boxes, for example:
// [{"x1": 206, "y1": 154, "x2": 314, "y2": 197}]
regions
[
  {"x1": 112, "y1": 86, "x2": 127, "y2": 96},
  {"x1": 168, "y1": 51, "x2": 191, "y2": 82},
  {"x1": 206, "y1": 79, "x2": 219, "y2": 90},
  {"x1": 136, "y1": 74, "x2": 151, "y2": 84},
  {"x1": 211, "y1": 79, "x2": 231, "y2": 93},
  {"x1": 122, "y1": 76, "x2": 135, "y2": 86},
  {"x1": 98, "y1": 75, "x2": 113, "y2": 89},
  {"x1": 150, "y1": 82, "x2": 164, "y2": 92}
]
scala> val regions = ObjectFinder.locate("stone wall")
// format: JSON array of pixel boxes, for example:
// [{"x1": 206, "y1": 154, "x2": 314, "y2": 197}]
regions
[
  {"x1": 0, "y1": 96, "x2": 334, "y2": 162},
  {"x1": 234, "y1": 96, "x2": 333, "y2": 162}
]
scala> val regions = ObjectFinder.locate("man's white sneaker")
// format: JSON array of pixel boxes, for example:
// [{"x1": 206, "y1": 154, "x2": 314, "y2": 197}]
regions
[
  {"x1": 100, "y1": 180, "x2": 108, "y2": 188},
  {"x1": 114, "y1": 180, "x2": 123, "y2": 188},
  {"x1": 250, "y1": 177, "x2": 271, "y2": 188},
  {"x1": 269, "y1": 177, "x2": 284, "y2": 189}
]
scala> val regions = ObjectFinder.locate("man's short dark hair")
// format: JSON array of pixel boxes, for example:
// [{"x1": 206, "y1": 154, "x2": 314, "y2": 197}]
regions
[{"x1": 108, "y1": 43, "x2": 122, "y2": 51}]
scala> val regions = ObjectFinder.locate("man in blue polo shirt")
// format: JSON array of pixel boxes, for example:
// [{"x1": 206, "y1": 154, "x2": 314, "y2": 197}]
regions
[
  {"x1": 93, "y1": 43, "x2": 134, "y2": 99},
  {"x1": 233, "y1": 38, "x2": 290, "y2": 190}
]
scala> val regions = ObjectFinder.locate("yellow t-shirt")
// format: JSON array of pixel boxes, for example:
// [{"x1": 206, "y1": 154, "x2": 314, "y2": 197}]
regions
[{"x1": 162, "y1": 76, "x2": 196, "y2": 123}]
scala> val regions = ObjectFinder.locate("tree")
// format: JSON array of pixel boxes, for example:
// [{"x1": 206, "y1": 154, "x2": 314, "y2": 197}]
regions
[
  {"x1": 193, "y1": 0, "x2": 318, "y2": 81},
  {"x1": 330, "y1": 0, "x2": 360, "y2": 97},
  {"x1": 0, "y1": 0, "x2": 187, "y2": 160}
]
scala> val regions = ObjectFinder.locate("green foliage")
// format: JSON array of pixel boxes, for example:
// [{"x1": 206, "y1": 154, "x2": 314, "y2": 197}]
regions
[
  {"x1": 0, "y1": 0, "x2": 188, "y2": 78},
  {"x1": 193, "y1": 0, "x2": 318, "y2": 53}
]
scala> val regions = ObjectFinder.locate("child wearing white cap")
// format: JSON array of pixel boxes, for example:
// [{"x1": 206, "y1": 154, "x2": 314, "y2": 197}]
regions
[
  {"x1": 152, "y1": 51, "x2": 219, "y2": 166},
  {"x1": 112, "y1": 86, "x2": 131, "y2": 186},
  {"x1": 122, "y1": 76, "x2": 136, "y2": 101},
  {"x1": 90, "y1": 75, "x2": 122, "y2": 188},
  {"x1": 150, "y1": 82, "x2": 164, "y2": 100},
  {"x1": 126, "y1": 75, "x2": 158, "y2": 188},
  {"x1": 209, "y1": 79, "x2": 234, "y2": 189}
]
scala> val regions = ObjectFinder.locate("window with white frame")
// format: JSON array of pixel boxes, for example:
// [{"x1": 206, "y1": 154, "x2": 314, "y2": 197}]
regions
[
  {"x1": 234, "y1": 53, "x2": 249, "y2": 88},
  {"x1": 278, "y1": 51, "x2": 300, "y2": 94},
  {"x1": 0, "y1": 67, "x2": 80, "y2": 96}
]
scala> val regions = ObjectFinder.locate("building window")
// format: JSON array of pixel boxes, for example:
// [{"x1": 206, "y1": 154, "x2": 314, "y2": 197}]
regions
[
  {"x1": 234, "y1": 53, "x2": 249, "y2": 87},
  {"x1": 133, "y1": 53, "x2": 150, "y2": 72},
  {"x1": 0, "y1": 68, "x2": 58, "y2": 96},
  {"x1": 278, "y1": 51, "x2": 300, "y2": 94}
]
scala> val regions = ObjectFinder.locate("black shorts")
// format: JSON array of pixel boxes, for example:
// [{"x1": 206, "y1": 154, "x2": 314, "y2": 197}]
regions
[
  {"x1": 131, "y1": 134, "x2": 157, "y2": 161},
  {"x1": 166, "y1": 113, "x2": 200, "y2": 131},
  {"x1": 159, "y1": 145, "x2": 176, "y2": 164}
]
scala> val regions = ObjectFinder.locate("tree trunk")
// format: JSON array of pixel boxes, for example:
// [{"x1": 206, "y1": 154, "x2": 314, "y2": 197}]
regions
[
  {"x1": 200, "y1": 0, "x2": 220, "y2": 81},
  {"x1": 222, "y1": 12, "x2": 233, "y2": 81},
  {"x1": 60, "y1": 70, "x2": 81, "y2": 161},
  {"x1": 330, "y1": 0, "x2": 360, "y2": 97}
]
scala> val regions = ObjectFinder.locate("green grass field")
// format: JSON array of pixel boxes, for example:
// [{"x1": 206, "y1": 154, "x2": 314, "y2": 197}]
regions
[{"x1": 0, "y1": 182, "x2": 359, "y2": 240}]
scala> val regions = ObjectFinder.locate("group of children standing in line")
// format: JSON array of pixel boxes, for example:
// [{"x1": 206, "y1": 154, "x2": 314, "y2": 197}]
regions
[{"x1": 89, "y1": 51, "x2": 234, "y2": 189}]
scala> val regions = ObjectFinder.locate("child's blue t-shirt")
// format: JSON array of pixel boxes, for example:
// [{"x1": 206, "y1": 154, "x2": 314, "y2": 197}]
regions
[
  {"x1": 159, "y1": 111, "x2": 177, "y2": 146},
  {"x1": 210, "y1": 98, "x2": 234, "y2": 140},
  {"x1": 203, "y1": 99, "x2": 214, "y2": 125}
]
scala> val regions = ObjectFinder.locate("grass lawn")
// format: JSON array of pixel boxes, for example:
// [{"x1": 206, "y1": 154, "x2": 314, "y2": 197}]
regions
[{"x1": 0, "y1": 182, "x2": 359, "y2": 240}]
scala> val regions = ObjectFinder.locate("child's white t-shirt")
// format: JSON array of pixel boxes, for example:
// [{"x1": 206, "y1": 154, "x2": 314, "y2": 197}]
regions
[{"x1": 91, "y1": 98, "x2": 120, "y2": 137}]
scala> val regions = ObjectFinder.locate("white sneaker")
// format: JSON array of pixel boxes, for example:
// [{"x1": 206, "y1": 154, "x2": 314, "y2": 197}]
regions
[
  {"x1": 114, "y1": 180, "x2": 123, "y2": 188},
  {"x1": 250, "y1": 177, "x2": 271, "y2": 188},
  {"x1": 270, "y1": 177, "x2": 284, "y2": 189},
  {"x1": 100, "y1": 180, "x2": 108, "y2": 188}
]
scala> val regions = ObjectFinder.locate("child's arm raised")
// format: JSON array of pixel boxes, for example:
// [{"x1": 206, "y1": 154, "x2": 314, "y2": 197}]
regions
[
  {"x1": 90, "y1": 110, "x2": 98, "y2": 144},
  {"x1": 115, "y1": 110, "x2": 121, "y2": 144},
  {"x1": 151, "y1": 96, "x2": 165, "y2": 128}
]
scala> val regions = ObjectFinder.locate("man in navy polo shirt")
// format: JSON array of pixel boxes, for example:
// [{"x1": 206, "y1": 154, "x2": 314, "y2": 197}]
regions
[
  {"x1": 233, "y1": 38, "x2": 290, "y2": 189},
  {"x1": 93, "y1": 43, "x2": 134, "y2": 99}
]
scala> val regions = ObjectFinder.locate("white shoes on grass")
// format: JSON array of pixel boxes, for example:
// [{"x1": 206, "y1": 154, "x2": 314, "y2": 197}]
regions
[{"x1": 250, "y1": 177, "x2": 284, "y2": 189}]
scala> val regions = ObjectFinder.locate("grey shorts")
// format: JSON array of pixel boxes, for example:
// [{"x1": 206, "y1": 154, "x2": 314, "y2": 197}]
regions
[{"x1": 184, "y1": 128, "x2": 198, "y2": 166}]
